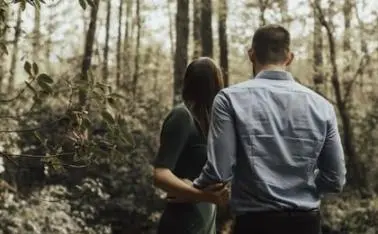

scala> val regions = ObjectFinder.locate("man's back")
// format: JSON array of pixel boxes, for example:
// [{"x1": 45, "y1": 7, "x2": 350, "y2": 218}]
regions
[
  {"x1": 228, "y1": 70, "x2": 335, "y2": 213},
  {"x1": 195, "y1": 70, "x2": 346, "y2": 215}
]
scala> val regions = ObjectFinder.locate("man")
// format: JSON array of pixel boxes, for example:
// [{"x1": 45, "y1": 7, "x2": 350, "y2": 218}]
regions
[{"x1": 193, "y1": 25, "x2": 346, "y2": 234}]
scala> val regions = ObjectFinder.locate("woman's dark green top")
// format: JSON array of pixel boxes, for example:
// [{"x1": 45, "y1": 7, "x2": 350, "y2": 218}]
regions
[{"x1": 154, "y1": 103, "x2": 216, "y2": 234}]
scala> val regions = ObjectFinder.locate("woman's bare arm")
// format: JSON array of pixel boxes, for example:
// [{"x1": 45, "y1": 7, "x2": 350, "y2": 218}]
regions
[{"x1": 154, "y1": 167, "x2": 227, "y2": 204}]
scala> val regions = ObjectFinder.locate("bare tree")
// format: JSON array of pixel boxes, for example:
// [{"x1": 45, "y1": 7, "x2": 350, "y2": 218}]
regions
[
  {"x1": 200, "y1": 0, "x2": 213, "y2": 57},
  {"x1": 167, "y1": 0, "x2": 175, "y2": 60},
  {"x1": 173, "y1": 0, "x2": 189, "y2": 105},
  {"x1": 103, "y1": 0, "x2": 111, "y2": 82},
  {"x1": 32, "y1": 7, "x2": 41, "y2": 62},
  {"x1": 313, "y1": 1, "x2": 367, "y2": 193},
  {"x1": 279, "y1": 0, "x2": 290, "y2": 28},
  {"x1": 132, "y1": 0, "x2": 141, "y2": 96},
  {"x1": 8, "y1": 6, "x2": 22, "y2": 92},
  {"x1": 123, "y1": 0, "x2": 133, "y2": 84},
  {"x1": 312, "y1": 0, "x2": 324, "y2": 90},
  {"x1": 218, "y1": 0, "x2": 229, "y2": 86},
  {"x1": 0, "y1": 4, "x2": 9, "y2": 90},
  {"x1": 258, "y1": 0, "x2": 269, "y2": 26},
  {"x1": 116, "y1": 0, "x2": 124, "y2": 86},
  {"x1": 80, "y1": 0, "x2": 100, "y2": 107},
  {"x1": 192, "y1": 0, "x2": 201, "y2": 58}
]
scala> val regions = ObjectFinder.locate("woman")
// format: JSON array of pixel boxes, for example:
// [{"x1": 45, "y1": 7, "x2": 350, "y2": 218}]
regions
[{"x1": 154, "y1": 57, "x2": 225, "y2": 234}]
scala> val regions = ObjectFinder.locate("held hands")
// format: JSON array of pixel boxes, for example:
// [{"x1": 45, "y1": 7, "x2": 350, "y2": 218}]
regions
[{"x1": 167, "y1": 178, "x2": 230, "y2": 206}]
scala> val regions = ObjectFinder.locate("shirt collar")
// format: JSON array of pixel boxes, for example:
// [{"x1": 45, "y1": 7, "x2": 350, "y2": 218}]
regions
[{"x1": 254, "y1": 70, "x2": 294, "y2": 81}]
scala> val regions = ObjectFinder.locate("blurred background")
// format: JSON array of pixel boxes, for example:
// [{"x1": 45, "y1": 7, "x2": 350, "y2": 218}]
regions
[{"x1": 0, "y1": 0, "x2": 377, "y2": 233}]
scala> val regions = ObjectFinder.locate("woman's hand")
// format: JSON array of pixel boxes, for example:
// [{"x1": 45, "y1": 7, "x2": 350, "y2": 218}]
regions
[{"x1": 167, "y1": 178, "x2": 229, "y2": 205}]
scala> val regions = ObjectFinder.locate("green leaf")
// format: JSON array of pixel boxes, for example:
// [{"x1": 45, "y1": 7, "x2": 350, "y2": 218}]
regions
[
  {"x1": 32, "y1": 62, "x2": 39, "y2": 75},
  {"x1": 78, "y1": 0, "x2": 87, "y2": 9},
  {"x1": 24, "y1": 61, "x2": 32, "y2": 75},
  {"x1": 102, "y1": 111, "x2": 115, "y2": 124},
  {"x1": 37, "y1": 79, "x2": 53, "y2": 94},
  {"x1": 37, "y1": 73, "x2": 53, "y2": 84}
]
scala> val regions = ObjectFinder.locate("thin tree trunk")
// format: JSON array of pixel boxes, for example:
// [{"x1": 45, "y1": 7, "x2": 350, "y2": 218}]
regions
[
  {"x1": 143, "y1": 46, "x2": 152, "y2": 80},
  {"x1": 116, "y1": 0, "x2": 124, "y2": 86},
  {"x1": 314, "y1": 2, "x2": 367, "y2": 194},
  {"x1": 343, "y1": 0, "x2": 352, "y2": 52},
  {"x1": 80, "y1": 0, "x2": 100, "y2": 107},
  {"x1": 218, "y1": 0, "x2": 229, "y2": 87},
  {"x1": 123, "y1": 0, "x2": 133, "y2": 85},
  {"x1": 103, "y1": 0, "x2": 111, "y2": 82},
  {"x1": 45, "y1": 5, "x2": 55, "y2": 73},
  {"x1": 32, "y1": 7, "x2": 41, "y2": 62},
  {"x1": 279, "y1": 0, "x2": 290, "y2": 28},
  {"x1": 192, "y1": 0, "x2": 201, "y2": 59},
  {"x1": 167, "y1": 0, "x2": 175, "y2": 60},
  {"x1": 153, "y1": 47, "x2": 161, "y2": 93},
  {"x1": 258, "y1": 0, "x2": 268, "y2": 26},
  {"x1": 0, "y1": 4, "x2": 9, "y2": 90},
  {"x1": 342, "y1": 0, "x2": 353, "y2": 97},
  {"x1": 173, "y1": 0, "x2": 189, "y2": 105},
  {"x1": 200, "y1": 0, "x2": 213, "y2": 57},
  {"x1": 132, "y1": 0, "x2": 141, "y2": 96},
  {"x1": 313, "y1": 0, "x2": 324, "y2": 90},
  {"x1": 8, "y1": 6, "x2": 22, "y2": 92}
]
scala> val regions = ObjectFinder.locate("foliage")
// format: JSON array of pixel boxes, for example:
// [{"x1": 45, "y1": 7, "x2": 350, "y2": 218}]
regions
[
  {"x1": 0, "y1": 182, "x2": 111, "y2": 234},
  {"x1": 321, "y1": 194, "x2": 378, "y2": 234}
]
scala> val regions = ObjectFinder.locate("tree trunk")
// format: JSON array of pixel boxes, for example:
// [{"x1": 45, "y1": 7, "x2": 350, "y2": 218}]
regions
[
  {"x1": 116, "y1": 0, "x2": 124, "y2": 86},
  {"x1": 200, "y1": 0, "x2": 213, "y2": 57},
  {"x1": 132, "y1": 0, "x2": 141, "y2": 96},
  {"x1": 314, "y1": 2, "x2": 367, "y2": 194},
  {"x1": 312, "y1": 0, "x2": 324, "y2": 89},
  {"x1": 0, "y1": 4, "x2": 9, "y2": 90},
  {"x1": 258, "y1": 0, "x2": 268, "y2": 26},
  {"x1": 103, "y1": 0, "x2": 111, "y2": 82},
  {"x1": 343, "y1": 0, "x2": 352, "y2": 52},
  {"x1": 32, "y1": 7, "x2": 41, "y2": 62},
  {"x1": 279, "y1": 0, "x2": 290, "y2": 28},
  {"x1": 218, "y1": 0, "x2": 229, "y2": 87},
  {"x1": 192, "y1": 0, "x2": 201, "y2": 59},
  {"x1": 167, "y1": 0, "x2": 175, "y2": 60},
  {"x1": 8, "y1": 6, "x2": 22, "y2": 92},
  {"x1": 123, "y1": 0, "x2": 133, "y2": 85},
  {"x1": 173, "y1": 0, "x2": 189, "y2": 105},
  {"x1": 80, "y1": 0, "x2": 100, "y2": 107}
]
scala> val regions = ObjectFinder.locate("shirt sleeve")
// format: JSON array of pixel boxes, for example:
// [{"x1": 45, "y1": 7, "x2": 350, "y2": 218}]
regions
[
  {"x1": 154, "y1": 106, "x2": 192, "y2": 170},
  {"x1": 193, "y1": 91, "x2": 237, "y2": 189},
  {"x1": 315, "y1": 105, "x2": 347, "y2": 193}
]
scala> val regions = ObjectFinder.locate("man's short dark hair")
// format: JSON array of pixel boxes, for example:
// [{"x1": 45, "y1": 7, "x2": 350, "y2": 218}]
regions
[{"x1": 252, "y1": 24, "x2": 290, "y2": 65}]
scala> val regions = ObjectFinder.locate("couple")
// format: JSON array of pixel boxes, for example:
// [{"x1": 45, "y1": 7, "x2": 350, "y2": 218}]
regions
[{"x1": 154, "y1": 25, "x2": 346, "y2": 234}]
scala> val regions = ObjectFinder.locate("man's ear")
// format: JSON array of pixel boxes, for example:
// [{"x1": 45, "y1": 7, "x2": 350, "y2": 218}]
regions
[{"x1": 285, "y1": 52, "x2": 294, "y2": 66}]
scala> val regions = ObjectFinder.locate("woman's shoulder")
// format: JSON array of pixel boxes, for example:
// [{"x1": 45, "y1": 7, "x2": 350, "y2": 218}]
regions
[
  {"x1": 168, "y1": 103, "x2": 191, "y2": 118},
  {"x1": 164, "y1": 103, "x2": 193, "y2": 125}
]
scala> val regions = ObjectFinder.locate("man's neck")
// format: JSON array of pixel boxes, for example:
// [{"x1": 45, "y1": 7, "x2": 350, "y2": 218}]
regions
[{"x1": 257, "y1": 64, "x2": 286, "y2": 73}]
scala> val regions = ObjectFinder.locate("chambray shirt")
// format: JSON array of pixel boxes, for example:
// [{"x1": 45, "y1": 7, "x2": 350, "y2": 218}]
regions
[{"x1": 193, "y1": 70, "x2": 346, "y2": 216}]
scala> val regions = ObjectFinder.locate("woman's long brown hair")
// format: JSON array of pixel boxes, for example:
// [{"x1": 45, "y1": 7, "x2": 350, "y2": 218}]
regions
[{"x1": 182, "y1": 57, "x2": 224, "y2": 137}]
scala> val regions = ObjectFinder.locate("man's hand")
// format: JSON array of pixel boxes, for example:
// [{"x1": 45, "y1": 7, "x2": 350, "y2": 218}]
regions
[
  {"x1": 202, "y1": 182, "x2": 230, "y2": 206},
  {"x1": 167, "y1": 178, "x2": 229, "y2": 205}
]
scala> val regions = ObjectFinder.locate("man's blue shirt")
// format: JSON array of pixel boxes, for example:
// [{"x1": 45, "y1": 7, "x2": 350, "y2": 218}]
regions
[{"x1": 194, "y1": 70, "x2": 346, "y2": 215}]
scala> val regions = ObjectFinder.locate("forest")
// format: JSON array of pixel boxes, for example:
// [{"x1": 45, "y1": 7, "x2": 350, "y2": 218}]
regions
[{"x1": 0, "y1": 0, "x2": 377, "y2": 233}]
